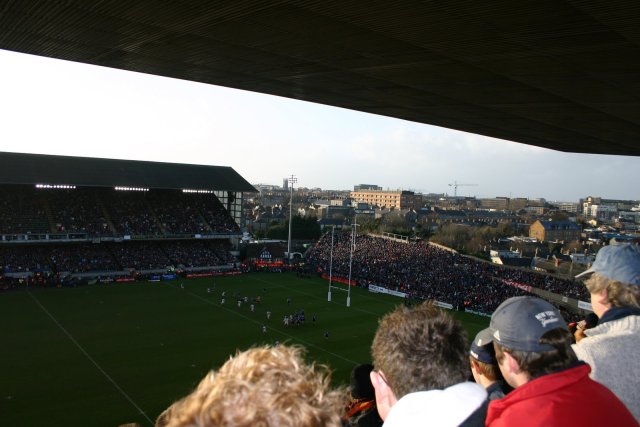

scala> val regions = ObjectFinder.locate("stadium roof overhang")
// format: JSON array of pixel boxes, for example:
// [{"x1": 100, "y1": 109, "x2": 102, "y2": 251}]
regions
[
  {"x1": 0, "y1": 152, "x2": 256, "y2": 192},
  {"x1": 0, "y1": 1, "x2": 639, "y2": 156}
]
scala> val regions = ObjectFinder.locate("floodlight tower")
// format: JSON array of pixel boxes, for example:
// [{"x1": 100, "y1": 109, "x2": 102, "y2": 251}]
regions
[
  {"x1": 328, "y1": 226, "x2": 334, "y2": 302},
  {"x1": 347, "y1": 215, "x2": 358, "y2": 307},
  {"x1": 287, "y1": 174, "x2": 297, "y2": 262}
]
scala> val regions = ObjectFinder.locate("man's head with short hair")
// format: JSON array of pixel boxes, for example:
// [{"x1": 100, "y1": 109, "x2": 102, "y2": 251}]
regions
[
  {"x1": 370, "y1": 301, "x2": 469, "y2": 419},
  {"x1": 469, "y1": 328, "x2": 500, "y2": 384},
  {"x1": 488, "y1": 296, "x2": 576, "y2": 388},
  {"x1": 160, "y1": 345, "x2": 347, "y2": 427}
]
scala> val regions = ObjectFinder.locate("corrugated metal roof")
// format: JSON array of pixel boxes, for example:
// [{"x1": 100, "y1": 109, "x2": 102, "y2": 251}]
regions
[
  {"x1": 0, "y1": 152, "x2": 257, "y2": 192},
  {"x1": 0, "y1": 1, "x2": 638, "y2": 156}
]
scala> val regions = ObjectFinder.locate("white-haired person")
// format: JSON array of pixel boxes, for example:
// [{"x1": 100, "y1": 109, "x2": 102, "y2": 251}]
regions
[
  {"x1": 573, "y1": 243, "x2": 640, "y2": 421},
  {"x1": 156, "y1": 345, "x2": 347, "y2": 427}
]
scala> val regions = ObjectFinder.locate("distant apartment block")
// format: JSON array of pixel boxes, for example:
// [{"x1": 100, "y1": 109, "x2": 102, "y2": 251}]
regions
[
  {"x1": 354, "y1": 184, "x2": 382, "y2": 191},
  {"x1": 479, "y1": 197, "x2": 547, "y2": 212},
  {"x1": 529, "y1": 219, "x2": 581, "y2": 242},
  {"x1": 556, "y1": 202, "x2": 579, "y2": 213},
  {"x1": 581, "y1": 196, "x2": 638, "y2": 218},
  {"x1": 509, "y1": 198, "x2": 528, "y2": 211},
  {"x1": 524, "y1": 206, "x2": 545, "y2": 215},
  {"x1": 350, "y1": 189, "x2": 421, "y2": 210},
  {"x1": 330, "y1": 198, "x2": 349, "y2": 206},
  {"x1": 590, "y1": 204, "x2": 618, "y2": 221},
  {"x1": 478, "y1": 197, "x2": 510, "y2": 210},
  {"x1": 619, "y1": 210, "x2": 640, "y2": 224}
]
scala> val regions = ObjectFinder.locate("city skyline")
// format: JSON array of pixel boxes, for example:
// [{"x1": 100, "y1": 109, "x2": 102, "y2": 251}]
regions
[
  {"x1": 253, "y1": 183, "x2": 639, "y2": 205},
  {"x1": 1, "y1": 49, "x2": 639, "y2": 202}
]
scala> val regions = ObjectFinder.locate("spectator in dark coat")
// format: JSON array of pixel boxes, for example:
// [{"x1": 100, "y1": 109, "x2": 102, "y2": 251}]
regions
[{"x1": 343, "y1": 364, "x2": 383, "y2": 427}]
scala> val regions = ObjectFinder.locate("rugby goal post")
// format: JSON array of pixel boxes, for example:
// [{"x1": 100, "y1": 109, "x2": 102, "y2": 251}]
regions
[{"x1": 326, "y1": 222, "x2": 356, "y2": 307}]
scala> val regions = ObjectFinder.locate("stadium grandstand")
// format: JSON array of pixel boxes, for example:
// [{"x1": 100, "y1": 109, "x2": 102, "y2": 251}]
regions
[
  {"x1": 0, "y1": 151, "x2": 256, "y2": 282},
  {"x1": 306, "y1": 230, "x2": 591, "y2": 321}
]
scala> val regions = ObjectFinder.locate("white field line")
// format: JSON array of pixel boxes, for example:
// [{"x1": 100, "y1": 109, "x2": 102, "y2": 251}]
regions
[{"x1": 28, "y1": 291, "x2": 153, "y2": 426}]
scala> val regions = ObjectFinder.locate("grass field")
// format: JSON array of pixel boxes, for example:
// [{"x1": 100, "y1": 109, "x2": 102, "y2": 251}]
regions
[{"x1": 0, "y1": 272, "x2": 489, "y2": 426}]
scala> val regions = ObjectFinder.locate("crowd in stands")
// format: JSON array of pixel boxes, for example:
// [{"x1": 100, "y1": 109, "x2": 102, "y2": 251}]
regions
[
  {"x1": 48, "y1": 244, "x2": 121, "y2": 273},
  {"x1": 101, "y1": 191, "x2": 162, "y2": 236},
  {"x1": 0, "y1": 244, "x2": 51, "y2": 272},
  {"x1": 0, "y1": 185, "x2": 240, "y2": 237},
  {"x1": 306, "y1": 232, "x2": 590, "y2": 316},
  {"x1": 160, "y1": 240, "x2": 233, "y2": 268},
  {"x1": 496, "y1": 267, "x2": 586, "y2": 299},
  {"x1": 0, "y1": 240, "x2": 234, "y2": 274},
  {"x1": 192, "y1": 194, "x2": 241, "y2": 234},
  {"x1": 0, "y1": 185, "x2": 240, "y2": 278},
  {"x1": 0, "y1": 186, "x2": 49, "y2": 234},
  {"x1": 110, "y1": 241, "x2": 173, "y2": 271},
  {"x1": 45, "y1": 188, "x2": 110, "y2": 235},
  {"x1": 150, "y1": 192, "x2": 210, "y2": 235}
]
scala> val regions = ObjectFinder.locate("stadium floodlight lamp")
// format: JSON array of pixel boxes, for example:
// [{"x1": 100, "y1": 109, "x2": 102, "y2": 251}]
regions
[
  {"x1": 35, "y1": 184, "x2": 76, "y2": 189},
  {"x1": 182, "y1": 189, "x2": 214, "y2": 194},
  {"x1": 115, "y1": 186, "x2": 149, "y2": 192}
]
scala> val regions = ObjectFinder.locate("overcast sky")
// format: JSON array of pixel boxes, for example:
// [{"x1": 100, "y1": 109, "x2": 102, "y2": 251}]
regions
[{"x1": 1, "y1": 48, "x2": 638, "y2": 203}]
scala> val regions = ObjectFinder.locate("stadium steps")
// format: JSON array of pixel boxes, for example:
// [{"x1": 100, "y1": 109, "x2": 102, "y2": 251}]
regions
[{"x1": 95, "y1": 195, "x2": 117, "y2": 234}]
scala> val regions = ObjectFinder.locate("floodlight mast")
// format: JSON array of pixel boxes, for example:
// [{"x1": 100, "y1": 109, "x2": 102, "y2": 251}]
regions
[
  {"x1": 287, "y1": 174, "x2": 297, "y2": 262},
  {"x1": 347, "y1": 215, "x2": 357, "y2": 307},
  {"x1": 328, "y1": 226, "x2": 334, "y2": 302}
]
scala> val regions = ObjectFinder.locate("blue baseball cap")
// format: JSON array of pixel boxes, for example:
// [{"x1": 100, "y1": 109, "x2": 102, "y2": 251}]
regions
[
  {"x1": 576, "y1": 243, "x2": 640, "y2": 286},
  {"x1": 489, "y1": 296, "x2": 568, "y2": 352},
  {"x1": 470, "y1": 328, "x2": 496, "y2": 364}
]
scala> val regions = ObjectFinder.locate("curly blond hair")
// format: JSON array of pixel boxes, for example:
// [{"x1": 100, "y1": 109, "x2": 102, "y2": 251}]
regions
[
  {"x1": 159, "y1": 345, "x2": 347, "y2": 427},
  {"x1": 584, "y1": 272, "x2": 640, "y2": 308}
]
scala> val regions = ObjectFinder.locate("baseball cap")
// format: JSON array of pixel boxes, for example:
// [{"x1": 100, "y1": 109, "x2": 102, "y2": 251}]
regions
[
  {"x1": 575, "y1": 243, "x2": 640, "y2": 285},
  {"x1": 489, "y1": 296, "x2": 568, "y2": 352},
  {"x1": 470, "y1": 328, "x2": 496, "y2": 364}
]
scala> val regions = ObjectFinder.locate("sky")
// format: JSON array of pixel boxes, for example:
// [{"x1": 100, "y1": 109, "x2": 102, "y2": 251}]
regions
[{"x1": 0, "y1": 48, "x2": 638, "y2": 203}]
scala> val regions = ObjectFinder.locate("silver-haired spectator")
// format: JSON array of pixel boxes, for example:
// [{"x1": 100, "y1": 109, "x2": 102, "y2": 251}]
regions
[{"x1": 573, "y1": 243, "x2": 640, "y2": 421}]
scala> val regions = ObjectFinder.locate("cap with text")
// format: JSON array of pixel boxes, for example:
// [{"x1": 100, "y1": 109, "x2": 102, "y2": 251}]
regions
[{"x1": 489, "y1": 296, "x2": 568, "y2": 352}]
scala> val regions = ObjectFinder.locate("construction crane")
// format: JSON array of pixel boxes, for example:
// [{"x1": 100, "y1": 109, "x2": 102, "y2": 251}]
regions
[{"x1": 448, "y1": 181, "x2": 478, "y2": 197}]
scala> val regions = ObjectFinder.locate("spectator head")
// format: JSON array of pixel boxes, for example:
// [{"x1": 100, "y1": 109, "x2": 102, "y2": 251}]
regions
[
  {"x1": 576, "y1": 243, "x2": 640, "y2": 317},
  {"x1": 469, "y1": 328, "x2": 500, "y2": 384},
  {"x1": 489, "y1": 296, "x2": 576, "y2": 388},
  {"x1": 160, "y1": 345, "x2": 346, "y2": 427},
  {"x1": 370, "y1": 301, "x2": 469, "y2": 420},
  {"x1": 349, "y1": 364, "x2": 376, "y2": 401}
]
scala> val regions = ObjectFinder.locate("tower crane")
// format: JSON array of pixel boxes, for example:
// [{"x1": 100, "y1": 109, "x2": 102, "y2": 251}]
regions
[{"x1": 448, "y1": 181, "x2": 478, "y2": 197}]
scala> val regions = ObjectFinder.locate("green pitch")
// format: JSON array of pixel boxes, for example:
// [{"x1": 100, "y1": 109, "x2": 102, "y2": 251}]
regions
[{"x1": 0, "y1": 272, "x2": 489, "y2": 426}]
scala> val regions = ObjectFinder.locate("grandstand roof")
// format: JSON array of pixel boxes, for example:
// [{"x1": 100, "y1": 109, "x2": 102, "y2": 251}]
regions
[
  {"x1": 1, "y1": 1, "x2": 639, "y2": 156},
  {"x1": 0, "y1": 152, "x2": 256, "y2": 192}
]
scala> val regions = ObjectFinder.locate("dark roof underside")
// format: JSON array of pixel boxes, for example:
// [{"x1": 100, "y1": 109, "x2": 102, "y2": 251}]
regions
[
  {"x1": 0, "y1": 1, "x2": 639, "y2": 156},
  {"x1": 0, "y1": 152, "x2": 256, "y2": 192}
]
